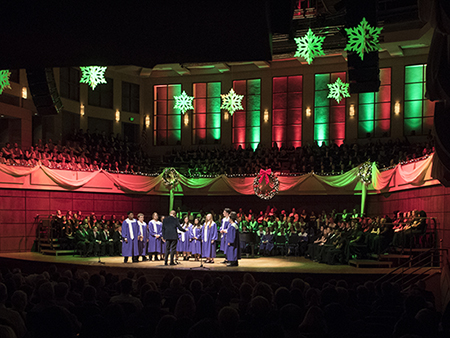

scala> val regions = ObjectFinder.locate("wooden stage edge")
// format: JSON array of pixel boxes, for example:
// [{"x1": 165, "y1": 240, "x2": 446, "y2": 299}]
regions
[{"x1": 0, "y1": 252, "x2": 433, "y2": 287}]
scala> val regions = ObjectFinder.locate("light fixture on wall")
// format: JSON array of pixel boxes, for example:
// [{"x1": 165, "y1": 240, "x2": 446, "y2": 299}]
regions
[
  {"x1": 80, "y1": 104, "x2": 85, "y2": 116},
  {"x1": 349, "y1": 104, "x2": 355, "y2": 117},
  {"x1": 306, "y1": 107, "x2": 311, "y2": 117},
  {"x1": 145, "y1": 115, "x2": 150, "y2": 128},
  {"x1": 22, "y1": 87, "x2": 27, "y2": 99},
  {"x1": 115, "y1": 109, "x2": 120, "y2": 122},
  {"x1": 394, "y1": 101, "x2": 401, "y2": 115},
  {"x1": 184, "y1": 113, "x2": 189, "y2": 126},
  {"x1": 263, "y1": 109, "x2": 269, "y2": 122},
  {"x1": 224, "y1": 111, "x2": 230, "y2": 121}
]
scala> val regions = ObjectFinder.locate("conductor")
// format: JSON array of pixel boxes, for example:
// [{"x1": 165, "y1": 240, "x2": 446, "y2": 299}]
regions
[{"x1": 162, "y1": 210, "x2": 186, "y2": 265}]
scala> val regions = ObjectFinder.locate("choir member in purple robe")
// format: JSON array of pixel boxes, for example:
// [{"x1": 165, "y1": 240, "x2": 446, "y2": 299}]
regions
[
  {"x1": 137, "y1": 213, "x2": 149, "y2": 261},
  {"x1": 177, "y1": 216, "x2": 191, "y2": 261},
  {"x1": 190, "y1": 218, "x2": 202, "y2": 260},
  {"x1": 202, "y1": 213, "x2": 218, "y2": 263},
  {"x1": 122, "y1": 211, "x2": 139, "y2": 263},
  {"x1": 148, "y1": 212, "x2": 163, "y2": 261},
  {"x1": 160, "y1": 215, "x2": 166, "y2": 257},
  {"x1": 226, "y1": 211, "x2": 241, "y2": 267},
  {"x1": 220, "y1": 208, "x2": 231, "y2": 263}
]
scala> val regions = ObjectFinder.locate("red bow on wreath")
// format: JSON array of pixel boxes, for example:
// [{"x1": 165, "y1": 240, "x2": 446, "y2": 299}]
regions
[{"x1": 258, "y1": 169, "x2": 272, "y2": 185}]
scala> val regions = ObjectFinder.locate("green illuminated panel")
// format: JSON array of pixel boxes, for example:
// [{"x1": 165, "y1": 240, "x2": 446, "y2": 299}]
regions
[
  {"x1": 248, "y1": 79, "x2": 261, "y2": 95},
  {"x1": 168, "y1": 115, "x2": 181, "y2": 130},
  {"x1": 247, "y1": 95, "x2": 261, "y2": 111},
  {"x1": 404, "y1": 101, "x2": 422, "y2": 118},
  {"x1": 314, "y1": 107, "x2": 329, "y2": 123},
  {"x1": 315, "y1": 74, "x2": 329, "y2": 90},
  {"x1": 404, "y1": 118, "x2": 422, "y2": 135},
  {"x1": 358, "y1": 121, "x2": 374, "y2": 135},
  {"x1": 250, "y1": 143, "x2": 259, "y2": 151},
  {"x1": 247, "y1": 127, "x2": 260, "y2": 144},
  {"x1": 207, "y1": 113, "x2": 221, "y2": 128},
  {"x1": 359, "y1": 92, "x2": 375, "y2": 104},
  {"x1": 207, "y1": 98, "x2": 221, "y2": 112},
  {"x1": 209, "y1": 128, "x2": 221, "y2": 140},
  {"x1": 247, "y1": 110, "x2": 260, "y2": 127},
  {"x1": 315, "y1": 90, "x2": 329, "y2": 107},
  {"x1": 359, "y1": 104, "x2": 375, "y2": 121},
  {"x1": 314, "y1": 124, "x2": 329, "y2": 143},
  {"x1": 405, "y1": 65, "x2": 424, "y2": 83},
  {"x1": 208, "y1": 82, "x2": 221, "y2": 97},
  {"x1": 405, "y1": 83, "x2": 423, "y2": 101},
  {"x1": 169, "y1": 130, "x2": 181, "y2": 145}
]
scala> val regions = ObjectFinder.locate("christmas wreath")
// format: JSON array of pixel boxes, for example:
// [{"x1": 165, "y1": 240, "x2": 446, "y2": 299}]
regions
[
  {"x1": 357, "y1": 161, "x2": 372, "y2": 185},
  {"x1": 162, "y1": 167, "x2": 179, "y2": 187},
  {"x1": 253, "y1": 169, "x2": 280, "y2": 200}
]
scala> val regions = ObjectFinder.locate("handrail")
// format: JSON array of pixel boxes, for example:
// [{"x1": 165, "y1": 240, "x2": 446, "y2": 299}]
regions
[{"x1": 374, "y1": 248, "x2": 447, "y2": 286}]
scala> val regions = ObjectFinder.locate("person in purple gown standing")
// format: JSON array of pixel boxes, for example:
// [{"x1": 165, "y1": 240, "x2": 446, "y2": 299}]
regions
[
  {"x1": 190, "y1": 218, "x2": 202, "y2": 260},
  {"x1": 226, "y1": 211, "x2": 241, "y2": 267},
  {"x1": 220, "y1": 208, "x2": 231, "y2": 263},
  {"x1": 136, "y1": 213, "x2": 149, "y2": 261},
  {"x1": 202, "y1": 213, "x2": 218, "y2": 263},
  {"x1": 177, "y1": 216, "x2": 191, "y2": 261},
  {"x1": 148, "y1": 212, "x2": 162, "y2": 261},
  {"x1": 122, "y1": 211, "x2": 139, "y2": 263}
]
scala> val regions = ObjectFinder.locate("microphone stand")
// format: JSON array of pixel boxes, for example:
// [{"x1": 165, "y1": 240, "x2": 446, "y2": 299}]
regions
[{"x1": 191, "y1": 227, "x2": 210, "y2": 271}]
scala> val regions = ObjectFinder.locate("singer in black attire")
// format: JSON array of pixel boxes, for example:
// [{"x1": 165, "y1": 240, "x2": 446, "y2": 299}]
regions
[{"x1": 162, "y1": 210, "x2": 186, "y2": 265}]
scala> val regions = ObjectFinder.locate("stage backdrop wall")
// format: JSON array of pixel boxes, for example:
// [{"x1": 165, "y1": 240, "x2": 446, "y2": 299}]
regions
[
  {"x1": 0, "y1": 189, "x2": 167, "y2": 253},
  {"x1": 367, "y1": 184, "x2": 450, "y2": 254}
]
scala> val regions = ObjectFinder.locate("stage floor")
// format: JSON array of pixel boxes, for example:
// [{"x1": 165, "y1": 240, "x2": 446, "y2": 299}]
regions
[{"x1": 0, "y1": 252, "x2": 396, "y2": 274}]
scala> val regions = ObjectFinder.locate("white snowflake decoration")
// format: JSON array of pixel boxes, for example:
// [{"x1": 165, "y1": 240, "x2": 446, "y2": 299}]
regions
[
  {"x1": 0, "y1": 70, "x2": 12, "y2": 95},
  {"x1": 345, "y1": 17, "x2": 383, "y2": 60},
  {"x1": 220, "y1": 88, "x2": 244, "y2": 116},
  {"x1": 294, "y1": 28, "x2": 326, "y2": 65},
  {"x1": 80, "y1": 66, "x2": 107, "y2": 90},
  {"x1": 327, "y1": 78, "x2": 350, "y2": 103},
  {"x1": 173, "y1": 90, "x2": 194, "y2": 114}
]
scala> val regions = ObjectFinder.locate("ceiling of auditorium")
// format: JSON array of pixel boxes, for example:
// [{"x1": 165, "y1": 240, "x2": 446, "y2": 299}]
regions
[{"x1": 0, "y1": 0, "x2": 430, "y2": 77}]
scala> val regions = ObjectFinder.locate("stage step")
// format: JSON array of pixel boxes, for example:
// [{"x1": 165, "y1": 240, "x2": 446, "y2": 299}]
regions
[
  {"x1": 378, "y1": 253, "x2": 412, "y2": 266},
  {"x1": 40, "y1": 243, "x2": 61, "y2": 248},
  {"x1": 41, "y1": 249, "x2": 76, "y2": 256},
  {"x1": 349, "y1": 259, "x2": 393, "y2": 268}
]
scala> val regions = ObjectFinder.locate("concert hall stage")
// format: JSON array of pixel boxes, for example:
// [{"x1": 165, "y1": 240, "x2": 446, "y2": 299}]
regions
[{"x1": 0, "y1": 252, "x2": 419, "y2": 287}]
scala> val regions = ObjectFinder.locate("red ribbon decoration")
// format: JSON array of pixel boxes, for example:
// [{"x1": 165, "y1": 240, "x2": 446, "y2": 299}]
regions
[{"x1": 258, "y1": 168, "x2": 272, "y2": 185}]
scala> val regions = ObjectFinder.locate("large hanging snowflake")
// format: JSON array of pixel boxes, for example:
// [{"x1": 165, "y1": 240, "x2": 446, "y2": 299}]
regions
[
  {"x1": 173, "y1": 90, "x2": 194, "y2": 114},
  {"x1": 80, "y1": 66, "x2": 107, "y2": 90},
  {"x1": 294, "y1": 28, "x2": 325, "y2": 65},
  {"x1": 221, "y1": 88, "x2": 244, "y2": 116},
  {"x1": 0, "y1": 70, "x2": 12, "y2": 95},
  {"x1": 345, "y1": 17, "x2": 383, "y2": 60},
  {"x1": 327, "y1": 78, "x2": 350, "y2": 103}
]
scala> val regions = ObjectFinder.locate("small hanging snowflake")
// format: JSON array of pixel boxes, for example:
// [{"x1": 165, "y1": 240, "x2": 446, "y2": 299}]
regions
[
  {"x1": 345, "y1": 17, "x2": 383, "y2": 61},
  {"x1": 80, "y1": 66, "x2": 107, "y2": 90},
  {"x1": 173, "y1": 90, "x2": 194, "y2": 114},
  {"x1": 294, "y1": 28, "x2": 326, "y2": 65},
  {"x1": 357, "y1": 161, "x2": 372, "y2": 185},
  {"x1": 0, "y1": 70, "x2": 12, "y2": 95},
  {"x1": 221, "y1": 88, "x2": 244, "y2": 116},
  {"x1": 327, "y1": 78, "x2": 350, "y2": 103}
]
